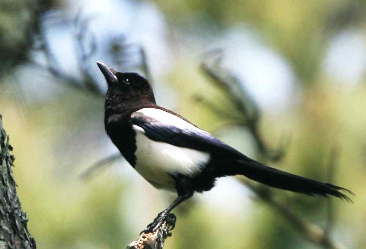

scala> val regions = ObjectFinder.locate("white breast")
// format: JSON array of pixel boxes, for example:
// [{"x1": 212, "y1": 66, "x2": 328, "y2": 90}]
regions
[{"x1": 133, "y1": 125, "x2": 210, "y2": 191}]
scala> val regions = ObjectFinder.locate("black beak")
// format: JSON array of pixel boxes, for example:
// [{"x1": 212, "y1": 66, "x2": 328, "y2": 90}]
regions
[{"x1": 96, "y1": 61, "x2": 118, "y2": 84}]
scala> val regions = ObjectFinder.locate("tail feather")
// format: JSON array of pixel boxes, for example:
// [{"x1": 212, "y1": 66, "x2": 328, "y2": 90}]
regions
[{"x1": 232, "y1": 158, "x2": 353, "y2": 202}]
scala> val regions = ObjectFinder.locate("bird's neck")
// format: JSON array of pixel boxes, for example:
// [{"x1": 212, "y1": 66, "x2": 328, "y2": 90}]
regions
[
  {"x1": 104, "y1": 104, "x2": 135, "y2": 129},
  {"x1": 106, "y1": 87, "x2": 153, "y2": 117},
  {"x1": 104, "y1": 97, "x2": 156, "y2": 129}
]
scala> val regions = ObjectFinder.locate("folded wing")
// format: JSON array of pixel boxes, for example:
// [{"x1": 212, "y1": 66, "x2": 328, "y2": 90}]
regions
[
  {"x1": 131, "y1": 107, "x2": 243, "y2": 157},
  {"x1": 131, "y1": 107, "x2": 353, "y2": 201}
]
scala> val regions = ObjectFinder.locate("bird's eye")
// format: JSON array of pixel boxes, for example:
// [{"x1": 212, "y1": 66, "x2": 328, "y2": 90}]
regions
[{"x1": 123, "y1": 78, "x2": 130, "y2": 85}]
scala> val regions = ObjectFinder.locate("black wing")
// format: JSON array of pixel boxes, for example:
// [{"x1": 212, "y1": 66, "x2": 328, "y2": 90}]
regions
[
  {"x1": 130, "y1": 110, "x2": 243, "y2": 157},
  {"x1": 131, "y1": 108, "x2": 353, "y2": 201}
]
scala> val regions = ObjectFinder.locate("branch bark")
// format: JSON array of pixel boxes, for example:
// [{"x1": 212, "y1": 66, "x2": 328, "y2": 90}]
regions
[
  {"x1": 0, "y1": 115, "x2": 36, "y2": 249},
  {"x1": 125, "y1": 214, "x2": 176, "y2": 249}
]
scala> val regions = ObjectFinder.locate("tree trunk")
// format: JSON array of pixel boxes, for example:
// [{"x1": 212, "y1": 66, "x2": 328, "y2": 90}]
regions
[{"x1": 0, "y1": 115, "x2": 36, "y2": 249}]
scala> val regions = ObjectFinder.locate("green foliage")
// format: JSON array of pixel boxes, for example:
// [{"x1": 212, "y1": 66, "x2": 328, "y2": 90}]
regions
[
  {"x1": 0, "y1": 0, "x2": 52, "y2": 76},
  {"x1": 154, "y1": 0, "x2": 365, "y2": 85}
]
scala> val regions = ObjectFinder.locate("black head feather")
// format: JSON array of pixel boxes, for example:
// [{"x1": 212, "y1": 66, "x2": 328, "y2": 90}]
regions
[{"x1": 96, "y1": 61, "x2": 156, "y2": 119}]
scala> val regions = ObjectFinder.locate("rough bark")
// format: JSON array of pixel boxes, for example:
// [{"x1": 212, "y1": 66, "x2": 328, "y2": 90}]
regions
[
  {"x1": 0, "y1": 115, "x2": 36, "y2": 249},
  {"x1": 125, "y1": 214, "x2": 176, "y2": 249}
]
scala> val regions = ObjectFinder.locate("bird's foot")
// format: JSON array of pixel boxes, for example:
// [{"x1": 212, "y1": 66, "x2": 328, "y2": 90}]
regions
[
  {"x1": 140, "y1": 212, "x2": 176, "y2": 234},
  {"x1": 141, "y1": 211, "x2": 167, "y2": 234}
]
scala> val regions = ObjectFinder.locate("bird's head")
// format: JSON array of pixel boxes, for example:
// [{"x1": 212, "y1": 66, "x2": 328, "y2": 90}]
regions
[{"x1": 96, "y1": 61, "x2": 156, "y2": 116}]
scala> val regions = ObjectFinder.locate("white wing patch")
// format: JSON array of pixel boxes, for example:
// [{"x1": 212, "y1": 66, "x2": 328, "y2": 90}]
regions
[
  {"x1": 132, "y1": 123, "x2": 210, "y2": 191},
  {"x1": 136, "y1": 108, "x2": 209, "y2": 134}
]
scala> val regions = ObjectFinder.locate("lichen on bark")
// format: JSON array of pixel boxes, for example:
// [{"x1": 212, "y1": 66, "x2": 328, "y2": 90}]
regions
[{"x1": 126, "y1": 213, "x2": 176, "y2": 249}]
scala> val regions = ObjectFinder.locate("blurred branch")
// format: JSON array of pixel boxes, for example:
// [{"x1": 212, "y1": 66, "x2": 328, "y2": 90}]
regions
[
  {"x1": 80, "y1": 154, "x2": 122, "y2": 180},
  {"x1": 200, "y1": 50, "x2": 344, "y2": 249},
  {"x1": 325, "y1": 147, "x2": 338, "y2": 247},
  {"x1": 192, "y1": 94, "x2": 243, "y2": 122},
  {"x1": 110, "y1": 36, "x2": 152, "y2": 83},
  {"x1": 140, "y1": 46, "x2": 152, "y2": 84},
  {"x1": 125, "y1": 214, "x2": 176, "y2": 249},
  {"x1": 0, "y1": 115, "x2": 36, "y2": 249},
  {"x1": 325, "y1": 2, "x2": 366, "y2": 33},
  {"x1": 31, "y1": 11, "x2": 104, "y2": 98},
  {"x1": 200, "y1": 50, "x2": 289, "y2": 162},
  {"x1": 243, "y1": 179, "x2": 344, "y2": 249},
  {"x1": 30, "y1": 9, "x2": 152, "y2": 97},
  {"x1": 73, "y1": 8, "x2": 100, "y2": 93}
]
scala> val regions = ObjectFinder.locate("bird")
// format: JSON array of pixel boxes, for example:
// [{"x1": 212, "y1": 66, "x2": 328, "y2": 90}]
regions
[{"x1": 96, "y1": 61, "x2": 352, "y2": 232}]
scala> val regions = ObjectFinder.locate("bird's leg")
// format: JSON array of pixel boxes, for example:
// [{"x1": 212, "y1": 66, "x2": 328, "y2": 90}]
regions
[
  {"x1": 142, "y1": 176, "x2": 194, "y2": 233},
  {"x1": 147, "y1": 193, "x2": 191, "y2": 230}
]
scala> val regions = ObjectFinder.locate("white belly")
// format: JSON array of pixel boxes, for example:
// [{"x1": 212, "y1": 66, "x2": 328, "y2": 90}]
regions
[{"x1": 133, "y1": 125, "x2": 210, "y2": 190}]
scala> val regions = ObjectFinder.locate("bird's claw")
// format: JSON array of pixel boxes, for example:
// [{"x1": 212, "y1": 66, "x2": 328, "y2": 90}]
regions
[
  {"x1": 140, "y1": 212, "x2": 176, "y2": 235},
  {"x1": 166, "y1": 213, "x2": 176, "y2": 231},
  {"x1": 140, "y1": 212, "x2": 166, "y2": 234}
]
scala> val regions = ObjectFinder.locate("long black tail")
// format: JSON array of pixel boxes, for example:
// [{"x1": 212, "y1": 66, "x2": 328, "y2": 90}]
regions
[{"x1": 230, "y1": 157, "x2": 353, "y2": 201}]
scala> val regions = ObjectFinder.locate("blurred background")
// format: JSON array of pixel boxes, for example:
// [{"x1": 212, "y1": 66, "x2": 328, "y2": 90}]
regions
[{"x1": 0, "y1": 0, "x2": 365, "y2": 248}]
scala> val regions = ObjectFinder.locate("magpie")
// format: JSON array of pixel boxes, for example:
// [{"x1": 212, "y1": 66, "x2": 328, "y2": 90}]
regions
[{"x1": 96, "y1": 61, "x2": 352, "y2": 231}]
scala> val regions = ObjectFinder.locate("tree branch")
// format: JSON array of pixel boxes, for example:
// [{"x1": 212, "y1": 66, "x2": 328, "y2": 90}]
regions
[{"x1": 125, "y1": 214, "x2": 176, "y2": 249}]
